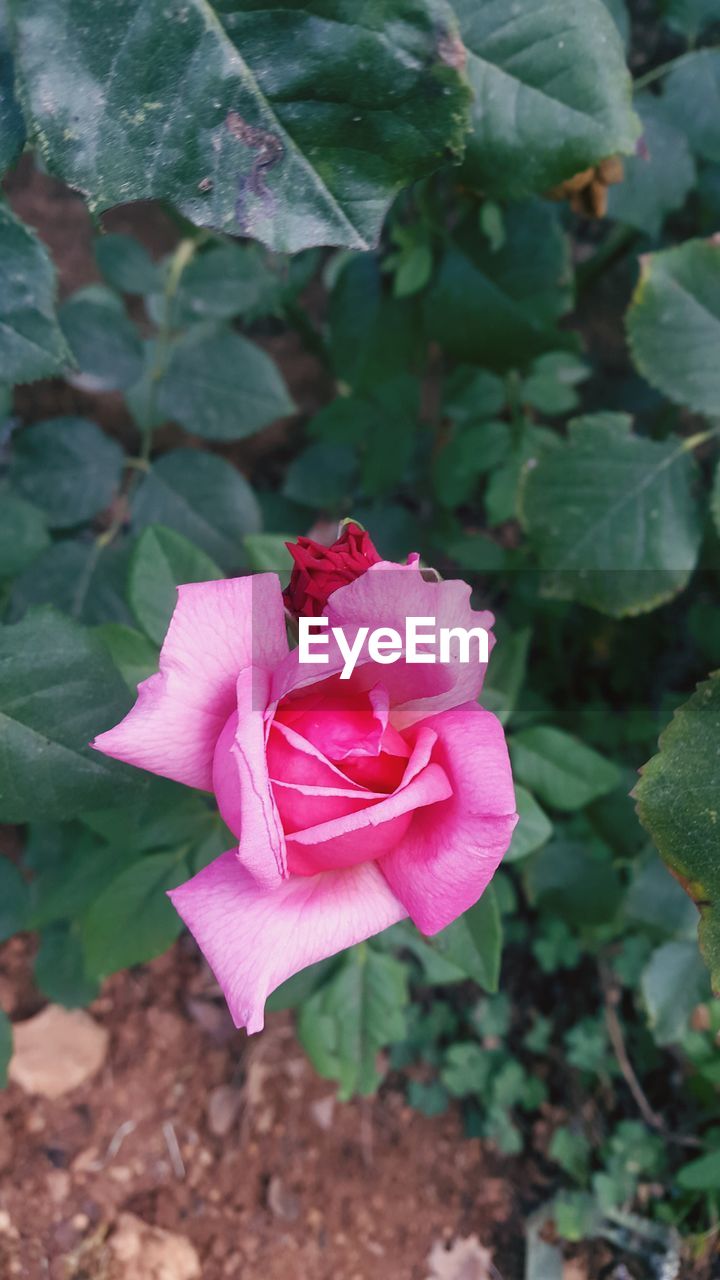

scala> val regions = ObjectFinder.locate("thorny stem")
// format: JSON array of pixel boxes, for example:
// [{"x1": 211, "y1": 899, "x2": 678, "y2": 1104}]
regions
[
  {"x1": 94, "y1": 237, "x2": 201, "y2": 554},
  {"x1": 599, "y1": 960, "x2": 701, "y2": 1149}
]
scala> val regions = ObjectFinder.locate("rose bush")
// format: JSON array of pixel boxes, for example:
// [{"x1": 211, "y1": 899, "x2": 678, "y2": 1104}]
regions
[{"x1": 93, "y1": 533, "x2": 517, "y2": 1032}]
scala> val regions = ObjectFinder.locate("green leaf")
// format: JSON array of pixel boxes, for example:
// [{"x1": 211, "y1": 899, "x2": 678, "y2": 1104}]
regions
[
  {"x1": 454, "y1": 0, "x2": 639, "y2": 199},
  {"x1": 434, "y1": 421, "x2": 511, "y2": 508},
  {"x1": 10, "y1": 539, "x2": 132, "y2": 625},
  {"x1": 243, "y1": 532, "x2": 293, "y2": 574},
  {"x1": 677, "y1": 1148, "x2": 720, "y2": 1192},
  {"x1": 329, "y1": 256, "x2": 423, "y2": 393},
  {"x1": 0, "y1": 488, "x2": 50, "y2": 578},
  {"x1": 519, "y1": 413, "x2": 704, "y2": 617},
  {"x1": 427, "y1": 887, "x2": 503, "y2": 992},
  {"x1": 443, "y1": 366, "x2": 506, "y2": 422},
  {"x1": 607, "y1": 95, "x2": 695, "y2": 237},
  {"x1": 625, "y1": 850, "x2": 700, "y2": 940},
  {"x1": 510, "y1": 726, "x2": 621, "y2": 811},
  {"x1": 81, "y1": 851, "x2": 187, "y2": 978},
  {"x1": 28, "y1": 828, "x2": 134, "y2": 929},
  {"x1": 283, "y1": 442, "x2": 357, "y2": 509},
  {"x1": 0, "y1": 1009, "x2": 11, "y2": 1088},
  {"x1": 34, "y1": 925, "x2": 99, "y2": 1007},
  {"x1": 505, "y1": 786, "x2": 553, "y2": 863},
  {"x1": 94, "y1": 623, "x2": 158, "y2": 691},
  {"x1": 12, "y1": 0, "x2": 470, "y2": 254},
  {"x1": 642, "y1": 940, "x2": 710, "y2": 1045},
  {"x1": 0, "y1": 0, "x2": 24, "y2": 173},
  {"x1": 627, "y1": 239, "x2": 720, "y2": 417},
  {"x1": 0, "y1": 198, "x2": 69, "y2": 383},
  {"x1": 527, "y1": 840, "x2": 623, "y2": 926},
  {"x1": 486, "y1": 423, "x2": 560, "y2": 526},
  {"x1": 10, "y1": 416, "x2": 125, "y2": 528},
  {"x1": 0, "y1": 608, "x2": 138, "y2": 823},
  {"x1": 713, "y1": 462, "x2": 720, "y2": 538},
  {"x1": 635, "y1": 672, "x2": 720, "y2": 990},
  {"x1": 482, "y1": 626, "x2": 531, "y2": 725},
  {"x1": 132, "y1": 448, "x2": 260, "y2": 571},
  {"x1": 59, "y1": 285, "x2": 144, "y2": 391},
  {"x1": 95, "y1": 233, "x2": 160, "y2": 295},
  {"x1": 663, "y1": 51, "x2": 720, "y2": 165},
  {"x1": 521, "y1": 352, "x2": 589, "y2": 417},
  {"x1": 128, "y1": 525, "x2": 222, "y2": 645},
  {"x1": 0, "y1": 856, "x2": 30, "y2": 941},
  {"x1": 265, "y1": 957, "x2": 339, "y2": 1013},
  {"x1": 148, "y1": 324, "x2": 294, "y2": 440},
  {"x1": 298, "y1": 946, "x2": 408, "y2": 1100},
  {"x1": 661, "y1": 0, "x2": 719, "y2": 39},
  {"x1": 168, "y1": 241, "x2": 282, "y2": 324},
  {"x1": 425, "y1": 202, "x2": 572, "y2": 368}
]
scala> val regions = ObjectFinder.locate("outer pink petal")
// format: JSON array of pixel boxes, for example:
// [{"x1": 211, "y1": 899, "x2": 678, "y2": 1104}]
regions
[
  {"x1": 270, "y1": 563, "x2": 494, "y2": 726},
  {"x1": 212, "y1": 668, "x2": 287, "y2": 888},
  {"x1": 380, "y1": 703, "x2": 518, "y2": 935},
  {"x1": 93, "y1": 575, "x2": 287, "y2": 790},
  {"x1": 168, "y1": 851, "x2": 407, "y2": 1032}
]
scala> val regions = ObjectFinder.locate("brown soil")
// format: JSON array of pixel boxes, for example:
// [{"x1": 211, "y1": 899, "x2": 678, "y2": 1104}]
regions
[{"x1": 1, "y1": 935, "x2": 531, "y2": 1280}]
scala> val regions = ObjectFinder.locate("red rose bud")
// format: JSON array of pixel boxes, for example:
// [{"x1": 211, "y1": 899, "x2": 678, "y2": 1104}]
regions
[{"x1": 283, "y1": 522, "x2": 382, "y2": 618}]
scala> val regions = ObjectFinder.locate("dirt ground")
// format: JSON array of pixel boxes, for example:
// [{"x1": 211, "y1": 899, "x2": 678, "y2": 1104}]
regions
[{"x1": 0, "y1": 933, "x2": 536, "y2": 1280}]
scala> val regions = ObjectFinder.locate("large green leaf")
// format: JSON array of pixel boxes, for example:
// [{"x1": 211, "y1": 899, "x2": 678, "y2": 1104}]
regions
[
  {"x1": 635, "y1": 672, "x2": 720, "y2": 991},
  {"x1": 0, "y1": 0, "x2": 24, "y2": 173},
  {"x1": 298, "y1": 946, "x2": 408, "y2": 1100},
  {"x1": 527, "y1": 839, "x2": 623, "y2": 927},
  {"x1": 132, "y1": 448, "x2": 260, "y2": 570},
  {"x1": 10, "y1": 416, "x2": 125, "y2": 528},
  {"x1": 627, "y1": 239, "x2": 720, "y2": 417},
  {"x1": 0, "y1": 198, "x2": 69, "y2": 383},
  {"x1": 0, "y1": 608, "x2": 138, "y2": 822},
  {"x1": 425, "y1": 202, "x2": 572, "y2": 368},
  {"x1": 454, "y1": 0, "x2": 639, "y2": 198},
  {"x1": 11, "y1": 0, "x2": 470, "y2": 253},
  {"x1": 519, "y1": 413, "x2": 704, "y2": 617},
  {"x1": 128, "y1": 525, "x2": 222, "y2": 645},
  {"x1": 147, "y1": 324, "x2": 294, "y2": 440}
]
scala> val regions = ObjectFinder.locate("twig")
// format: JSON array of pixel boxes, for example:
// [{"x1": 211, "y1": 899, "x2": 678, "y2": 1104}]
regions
[
  {"x1": 162, "y1": 1120, "x2": 186, "y2": 1179},
  {"x1": 599, "y1": 961, "x2": 701, "y2": 1149}
]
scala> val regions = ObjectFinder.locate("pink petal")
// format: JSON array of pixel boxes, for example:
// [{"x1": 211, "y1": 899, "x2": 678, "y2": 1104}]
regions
[
  {"x1": 93, "y1": 575, "x2": 287, "y2": 790},
  {"x1": 212, "y1": 669, "x2": 286, "y2": 888},
  {"x1": 285, "y1": 762, "x2": 452, "y2": 874},
  {"x1": 380, "y1": 704, "x2": 517, "y2": 935},
  {"x1": 168, "y1": 850, "x2": 407, "y2": 1032}
]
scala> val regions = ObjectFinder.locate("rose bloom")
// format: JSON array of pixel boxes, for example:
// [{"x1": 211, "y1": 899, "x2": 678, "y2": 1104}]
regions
[{"x1": 94, "y1": 528, "x2": 518, "y2": 1033}]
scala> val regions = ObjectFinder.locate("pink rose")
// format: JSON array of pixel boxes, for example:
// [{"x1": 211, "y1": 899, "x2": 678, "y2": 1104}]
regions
[{"x1": 93, "y1": 548, "x2": 518, "y2": 1033}]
